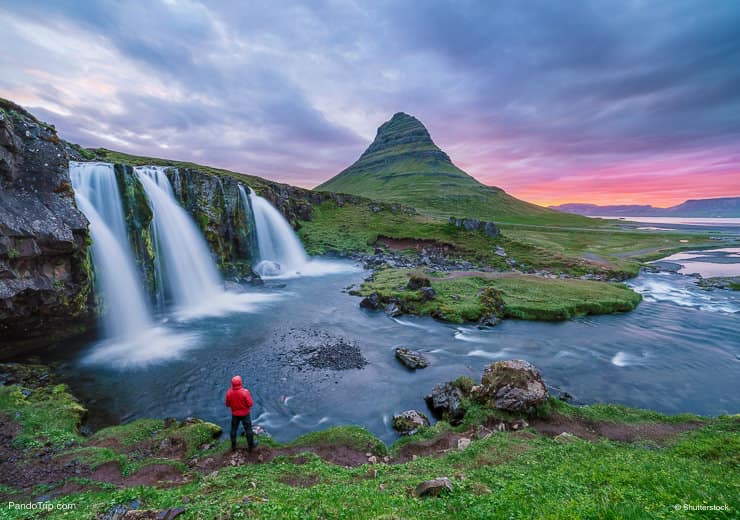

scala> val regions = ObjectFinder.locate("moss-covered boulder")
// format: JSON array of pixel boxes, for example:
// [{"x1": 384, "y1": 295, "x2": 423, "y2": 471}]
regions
[{"x1": 478, "y1": 360, "x2": 549, "y2": 412}]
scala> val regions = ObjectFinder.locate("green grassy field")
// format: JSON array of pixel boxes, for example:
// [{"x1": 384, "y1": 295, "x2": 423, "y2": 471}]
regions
[{"x1": 2, "y1": 369, "x2": 737, "y2": 519}]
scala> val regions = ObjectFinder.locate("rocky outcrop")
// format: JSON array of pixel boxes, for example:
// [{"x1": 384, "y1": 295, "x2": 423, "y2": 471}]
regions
[
  {"x1": 477, "y1": 360, "x2": 549, "y2": 412},
  {"x1": 167, "y1": 168, "x2": 255, "y2": 279},
  {"x1": 0, "y1": 99, "x2": 93, "y2": 352},
  {"x1": 392, "y1": 410, "x2": 430, "y2": 435},
  {"x1": 449, "y1": 217, "x2": 499, "y2": 238},
  {"x1": 425, "y1": 382, "x2": 466, "y2": 425}
]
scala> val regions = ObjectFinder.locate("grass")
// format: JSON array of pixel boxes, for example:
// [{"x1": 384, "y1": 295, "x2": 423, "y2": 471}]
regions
[
  {"x1": 19, "y1": 417, "x2": 739, "y2": 519},
  {"x1": 357, "y1": 268, "x2": 642, "y2": 322},
  {"x1": 289, "y1": 426, "x2": 387, "y2": 457},
  {"x1": 0, "y1": 384, "x2": 85, "y2": 449},
  {"x1": 1, "y1": 376, "x2": 738, "y2": 519}
]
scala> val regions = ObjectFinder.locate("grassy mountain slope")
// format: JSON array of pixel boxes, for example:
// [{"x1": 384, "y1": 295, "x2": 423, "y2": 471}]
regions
[{"x1": 316, "y1": 112, "x2": 595, "y2": 225}]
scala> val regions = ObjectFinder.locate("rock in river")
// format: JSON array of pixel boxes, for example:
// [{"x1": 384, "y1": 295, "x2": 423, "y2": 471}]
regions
[
  {"x1": 478, "y1": 359, "x2": 549, "y2": 412},
  {"x1": 359, "y1": 292, "x2": 382, "y2": 310},
  {"x1": 425, "y1": 382, "x2": 466, "y2": 425},
  {"x1": 392, "y1": 410, "x2": 430, "y2": 435},
  {"x1": 395, "y1": 348, "x2": 429, "y2": 369}
]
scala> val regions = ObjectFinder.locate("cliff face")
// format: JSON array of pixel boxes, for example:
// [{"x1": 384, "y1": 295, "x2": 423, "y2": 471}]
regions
[
  {"x1": 0, "y1": 99, "x2": 94, "y2": 351},
  {"x1": 0, "y1": 100, "x2": 368, "y2": 354}
]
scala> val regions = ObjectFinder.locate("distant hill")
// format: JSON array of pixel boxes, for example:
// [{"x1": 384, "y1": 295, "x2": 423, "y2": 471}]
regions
[
  {"x1": 317, "y1": 112, "x2": 592, "y2": 225},
  {"x1": 551, "y1": 197, "x2": 740, "y2": 218}
]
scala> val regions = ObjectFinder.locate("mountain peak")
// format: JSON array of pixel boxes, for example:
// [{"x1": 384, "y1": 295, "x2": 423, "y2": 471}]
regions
[{"x1": 361, "y1": 112, "x2": 450, "y2": 164}]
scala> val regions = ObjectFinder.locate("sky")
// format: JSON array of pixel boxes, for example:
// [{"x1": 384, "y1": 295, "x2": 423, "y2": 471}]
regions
[{"x1": 1, "y1": 0, "x2": 738, "y2": 207}]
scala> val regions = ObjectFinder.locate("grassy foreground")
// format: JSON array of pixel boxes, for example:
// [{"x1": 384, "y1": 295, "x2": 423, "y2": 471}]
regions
[
  {"x1": 357, "y1": 268, "x2": 642, "y2": 322},
  {"x1": 1, "y1": 364, "x2": 738, "y2": 519}
]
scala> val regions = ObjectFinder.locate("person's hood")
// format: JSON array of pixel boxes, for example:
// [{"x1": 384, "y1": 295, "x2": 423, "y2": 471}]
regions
[{"x1": 231, "y1": 375, "x2": 243, "y2": 390}]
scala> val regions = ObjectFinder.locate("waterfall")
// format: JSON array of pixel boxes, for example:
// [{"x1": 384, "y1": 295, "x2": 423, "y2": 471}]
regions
[
  {"x1": 135, "y1": 166, "x2": 223, "y2": 310},
  {"x1": 244, "y1": 187, "x2": 308, "y2": 277},
  {"x1": 70, "y1": 162, "x2": 152, "y2": 339}
]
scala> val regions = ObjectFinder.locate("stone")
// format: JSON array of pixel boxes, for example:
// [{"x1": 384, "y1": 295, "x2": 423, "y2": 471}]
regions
[
  {"x1": 385, "y1": 301, "x2": 403, "y2": 317},
  {"x1": 558, "y1": 392, "x2": 574, "y2": 402},
  {"x1": 494, "y1": 246, "x2": 507, "y2": 257},
  {"x1": 359, "y1": 292, "x2": 382, "y2": 310},
  {"x1": 425, "y1": 382, "x2": 466, "y2": 425},
  {"x1": 420, "y1": 286, "x2": 436, "y2": 302},
  {"x1": 554, "y1": 432, "x2": 578, "y2": 444},
  {"x1": 456, "y1": 437, "x2": 471, "y2": 450},
  {"x1": 406, "y1": 272, "x2": 431, "y2": 290},
  {"x1": 367, "y1": 456, "x2": 378, "y2": 464},
  {"x1": 392, "y1": 410, "x2": 430, "y2": 435},
  {"x1": 395, "y1": 347, "x2": 429, "y2": 369},
  {"x1": 414, "y1": 477, "x2": 453, "y2": 498},
  {"x1": 479, "y1": 359, "x2": 549, "y2": 412}
]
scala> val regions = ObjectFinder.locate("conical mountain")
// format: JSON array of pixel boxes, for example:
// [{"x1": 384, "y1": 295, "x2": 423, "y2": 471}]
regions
[{"x1": 317, "y1": 112, "x2": 574, "y2": 222}]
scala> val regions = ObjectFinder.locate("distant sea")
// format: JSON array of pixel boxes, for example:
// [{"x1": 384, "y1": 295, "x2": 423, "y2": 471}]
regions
[{"x1": 589, "y1": 216, "x2": 740, "y2": 227}]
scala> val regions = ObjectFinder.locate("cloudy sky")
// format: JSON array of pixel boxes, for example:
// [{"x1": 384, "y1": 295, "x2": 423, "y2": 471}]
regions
[{"x1": 1, "y1": 0, "x2": 738, "y2": 206}]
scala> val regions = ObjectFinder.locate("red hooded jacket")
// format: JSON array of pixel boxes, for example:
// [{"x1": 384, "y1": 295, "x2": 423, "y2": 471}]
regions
[{"x1": 225, "y1": 375, "x2": 254, "y2": 416}]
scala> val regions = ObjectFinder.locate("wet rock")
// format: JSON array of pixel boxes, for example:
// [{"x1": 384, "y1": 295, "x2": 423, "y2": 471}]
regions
[
  {"x1": 479, "y1": 359, "x2": 549, "y2": 412},
  {"x1": 414, "y1": 477, "x2": 453, "y2": 498},
  {"x1": 0, "y1": 99, "x2": 94, "y2": 351},
  {"x1": 425, "y1": 382, "x2": 466, "y2": 425},
  {"x1": 359, "y1": 292, "x2": 382, "y2": 310},
  {"x1": 385, "y1": 301, "x2": 403, "y2": 317},
  {"x1": 392, "y1": 410, "x2": 430, "y2": 435},
  {"x1": 395, "y1": 348, "x2": 429, "y2": 369},
  {"x1": 558, "y1": 392, "x2": 574, "y2": 403}
]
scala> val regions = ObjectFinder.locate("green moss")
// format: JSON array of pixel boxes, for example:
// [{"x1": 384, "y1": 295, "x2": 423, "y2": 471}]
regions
[
  {"x1": 290, "y1": 426, "x2": 387, "y2": 456},
  {"x1": 0, "y1": 383, "x2": 85, "y2": 449},
  {"x1": 89, "y1": 419, "x2": 164, "y2": 446},
  {"x1": 357, "y1": 269, "x2": 641, "y2": 323}
]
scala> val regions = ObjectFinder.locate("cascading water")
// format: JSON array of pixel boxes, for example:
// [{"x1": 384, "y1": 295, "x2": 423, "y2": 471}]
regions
[
  {"x1": 135, "y1": 166, "x2": 223, "y2": 310},
  {"x1": 70, "y1": 162, "x2": 152, "y2": 338},
  {"x1": 243, "y1": 187, "x2": 308, "y2": 277}
]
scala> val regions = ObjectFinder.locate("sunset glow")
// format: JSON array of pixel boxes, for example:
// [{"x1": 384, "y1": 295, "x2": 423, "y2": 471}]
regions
[{"x1": 1, "y1": 1, "x2": 738, "y2": 206}]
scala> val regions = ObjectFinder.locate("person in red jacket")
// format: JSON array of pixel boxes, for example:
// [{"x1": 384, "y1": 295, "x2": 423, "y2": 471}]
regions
[{"x1": 225, "y1": 375, "x2": 257, "y2": 451}]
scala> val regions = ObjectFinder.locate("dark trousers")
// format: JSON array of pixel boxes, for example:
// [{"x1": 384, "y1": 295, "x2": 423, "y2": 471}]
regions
[{"x1": 230, "y1": 414, "x2": 255, "y2": 448}]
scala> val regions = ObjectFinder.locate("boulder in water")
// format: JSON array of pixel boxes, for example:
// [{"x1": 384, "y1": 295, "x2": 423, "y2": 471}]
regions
[
  {"x1": 385, "y1": 301, "x2": 403, "y2": 317},
  {"x1": 425, "y1": 382, "x2": 466, "y2": 425},
  {"x1": 255, "y1": 260, "x2": 283, "y2": 277},
  {"x1": 392, "y1": 410, "x2": 430, "y2": 435},
  {"x1": 395, "y1": 348, "x2": 429, "y2": 369},
  {"x1": 478, "y1": 359, "x2": 549, "y2": 412},
  {"x1": 359, "y1": 292, "x2": 382, "y2": 310}
]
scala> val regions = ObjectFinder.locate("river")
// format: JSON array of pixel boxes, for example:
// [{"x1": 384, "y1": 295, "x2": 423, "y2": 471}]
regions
[{"x1": 19, "y1": 251, "x2": 740, "y2": 444}]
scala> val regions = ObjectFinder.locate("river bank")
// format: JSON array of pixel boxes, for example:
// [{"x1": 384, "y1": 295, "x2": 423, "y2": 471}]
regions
[{"x1": 1, "y1": 361, "x2": 737, "y2": 519}]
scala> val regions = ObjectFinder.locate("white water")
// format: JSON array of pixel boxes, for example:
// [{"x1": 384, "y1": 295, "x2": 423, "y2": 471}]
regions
[
  {"x1": 70, "y1": 162, "x2": 192, "y2": 364},
  {"x1": 240, "y1": 186, "x2": 357, "y2": 279},
  {"x1": 70, "y1": 163, "x2": 151, "y2": 337},
  {"x1": 244, "y1": 186, "x2": 308, "y2": 277},
  {"x1": 136, "y1": 166, "x2": 223, "y2": 310}
]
